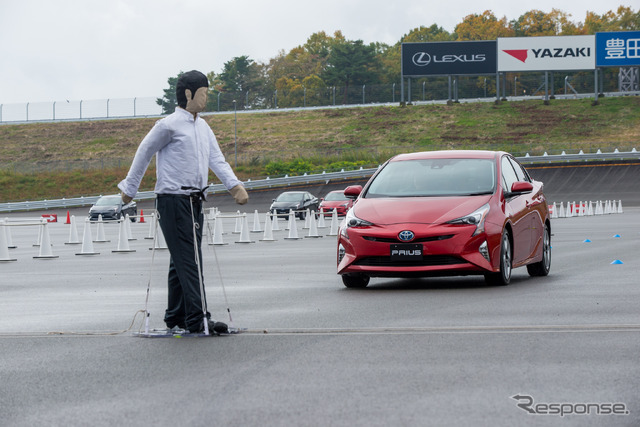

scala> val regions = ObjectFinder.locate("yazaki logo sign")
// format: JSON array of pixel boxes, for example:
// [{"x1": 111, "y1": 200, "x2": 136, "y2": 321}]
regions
[{"x1": 498, "y1": 35, "x2": 595, "y2": 72}]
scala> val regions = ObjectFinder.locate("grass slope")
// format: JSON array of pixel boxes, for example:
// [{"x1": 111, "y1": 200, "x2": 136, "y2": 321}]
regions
[{"x1": 1, "y1": 97, "x2": 638, "y2": 202}]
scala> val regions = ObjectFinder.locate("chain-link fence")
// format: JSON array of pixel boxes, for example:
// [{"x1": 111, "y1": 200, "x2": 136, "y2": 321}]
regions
[{"x1": 2, "y1": 68, "x2": 636, "y2": 123}]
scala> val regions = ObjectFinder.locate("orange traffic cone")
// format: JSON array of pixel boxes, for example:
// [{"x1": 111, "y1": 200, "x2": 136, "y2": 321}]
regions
[
  {"x1": 140, "y1": 209, "x2": 145, "y2": 223},
  {"x1": 65, "y1": 210, "x2": 71, "y2": 225}
]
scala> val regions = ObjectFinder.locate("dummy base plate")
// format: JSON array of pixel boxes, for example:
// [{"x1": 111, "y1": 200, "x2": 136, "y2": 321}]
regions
[{"x1": 132, "y1": 327, "x2": 245, "y2": 338}]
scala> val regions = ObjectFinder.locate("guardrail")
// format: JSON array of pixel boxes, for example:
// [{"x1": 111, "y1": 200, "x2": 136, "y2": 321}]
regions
[{"x1": 1, "y1": 149, "x2": 638, "y2": 213}]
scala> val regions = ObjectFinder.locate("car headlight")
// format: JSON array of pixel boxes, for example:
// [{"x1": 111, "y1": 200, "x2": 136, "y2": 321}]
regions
[
  {"x1": 446, "y1": 203, "x2": 490, "y2": 236},
  {"x1": 345, "y1": 209, "x2": 373, "y2": 228},
  {"x1": 341, "y1": 209, "x2": 373, "y2": 239}
]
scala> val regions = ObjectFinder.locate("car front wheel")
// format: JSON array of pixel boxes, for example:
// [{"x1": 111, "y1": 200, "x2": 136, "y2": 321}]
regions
[
  {"x1": 485, "y1": 230, "x2": 512, "y2": 286},
  {"x1": 341, "y1": 274, "x2": 370, "y2": 288}
]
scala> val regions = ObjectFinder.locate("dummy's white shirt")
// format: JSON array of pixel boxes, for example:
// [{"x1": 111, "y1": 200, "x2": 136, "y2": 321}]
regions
[{"x1": 118, "y1": 107, "x2": 241, "y2": 197}]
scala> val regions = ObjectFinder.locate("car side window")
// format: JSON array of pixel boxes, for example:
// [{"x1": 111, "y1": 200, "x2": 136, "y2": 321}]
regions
[
  {"x1": 501, "y1": 156, "x2": 519, "y2": 193},
  {"x1": 508, "y1": 157, "x2": 530, "y2": 183}
]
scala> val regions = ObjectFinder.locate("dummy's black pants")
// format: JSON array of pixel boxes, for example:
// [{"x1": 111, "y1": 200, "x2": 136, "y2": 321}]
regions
[{"x1": 156, "y1": 194, "x2": 210, "y2": 332}]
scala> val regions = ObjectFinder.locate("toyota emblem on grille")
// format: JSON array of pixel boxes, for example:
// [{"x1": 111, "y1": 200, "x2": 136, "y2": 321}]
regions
[{"x1": 398, "y1": 230, "x2": 415, "y2": 241}]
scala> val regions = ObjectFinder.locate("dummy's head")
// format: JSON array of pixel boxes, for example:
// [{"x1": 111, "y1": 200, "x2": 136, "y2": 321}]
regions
[{"x1": 176, "y1": 70, "x2": 209, "y2": 113}]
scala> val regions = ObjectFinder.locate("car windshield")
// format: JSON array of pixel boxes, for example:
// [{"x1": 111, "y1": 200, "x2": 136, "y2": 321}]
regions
[
  {"x1": 95, "y1": 196, "x2": 122, "y2": 206},
  {"x1": 276, "y1": 192, "x2": 303, "y2": 202},
  {"x1": 324, "y1": 192, "x2": 348, "y2": 201},
  {"x1": 365, "y1": 158, "x2": 496, "y2": 197}
]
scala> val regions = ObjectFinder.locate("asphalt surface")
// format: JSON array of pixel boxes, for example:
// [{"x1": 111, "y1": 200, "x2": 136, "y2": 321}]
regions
[{"x1": 1, "y1": 162, "x2": 639, "y2": 426}]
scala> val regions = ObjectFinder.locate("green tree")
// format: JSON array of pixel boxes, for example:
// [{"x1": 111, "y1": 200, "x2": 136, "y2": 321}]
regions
[
  {"x1": 213, "y1": 56, "x2": 263, "y2": 109},
  {"x1": 322, "y1": 39, "x2": 380, "y2": 103},
  {"x1": 583, "y1": 6, "x2": 640, "y2": 33},
  {"x1": 455, "y1": 10, "x2": 514, "y2": 40},
  {"x1": 156, "y1": 74, "x2": 180, "y2": 115},
  {"x1": 513, "y1": 9, "x2": 578, "y2": 36}
]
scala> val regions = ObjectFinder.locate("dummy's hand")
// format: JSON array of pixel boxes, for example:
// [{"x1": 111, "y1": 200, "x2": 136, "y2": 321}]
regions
[
  {"x1": 229, "y1": 184, "x2": 249, "y2": 205},
  {"x1": 121, "y1": 192, "x2": 133, "y2": 205}
]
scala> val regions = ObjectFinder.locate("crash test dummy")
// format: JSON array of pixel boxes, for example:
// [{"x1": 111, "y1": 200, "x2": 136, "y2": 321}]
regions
[{"x1": 118, "y1": 70, "x2": 249, "y2": 334}]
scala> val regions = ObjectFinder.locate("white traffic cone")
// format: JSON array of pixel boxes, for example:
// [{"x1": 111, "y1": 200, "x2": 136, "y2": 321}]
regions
[
  {"x1": 557, "y1": 202, "x2": 565, "y2": 218},
  {"x1": 76, "y1": 218, "x2": 100, "y2": 256},
  {"x1": 150, "y1": 223, "x2": 168, "y2": 250},
  {"x1": 94, "y1": 214, "x2": 109, "y2": 242},
  {"x1": 113, "y1": 219, "x2": 136, "y2": 253},
  {"x1": 328, "y1": 208, "x2": 339, "y2": 236},
  {"x1": 305, "y1": 210, "x2": 322, "y2": 238},
  {"x1": 285, "y1": 210, "x2": 301, "y2": 240},
  {"x1": 260, "y1": 212, "x2": 276, "y2": 242},
  {"x1": 303, "y1": 209, "x2": 311, "y2": 229},
  {"x1": 578, "y1": 201, "x2": 585, "y2": 217},
  {"x1": 65, "y1": 215, "x2": 81, "y2": 245},
  {"x1": 271, "y1": 212, "x2": 281, "y2": 231},
  {"x1": 125, "y1": 214, "x2": 136, "y2": 240},
  {"x1": 4, "y1": 217, "x2": 16, "y2": 249},
  {"x1": 617, "y1": 200, "x2": 623, "y2": 214},
  {"x1": 285, "y1": 210, "x2": 294, "y2": 230},
  {"x1": 210, "y1": 216, "x2": 228, "y2": 246},
  {"x1": 317, "y1": 208, "x2": 327, "y2": 228},
  {"x1": 0, "y1": 222, "x2": 17, "y2": 262},
  {"x1": 251, "y1": 210, "x2": 262, "y2": 233},
  {"x1": 145, "y1": 212, "x2": 156, "y2": 240},
  {"x1": 566, "y1": 202, "x2": 574, "y2": 218},
  {"x1": 33, "y1": 222, "x2": 42, "y2": 247},
  {"x1": 550, "y1": 202, "x2": 558, "y2": 219},
  {"x1": 233, "y1": 210, "x2": 242, "y2": 234},
  {"x1": 595, "y1": 201, "x2": 603, "y2": 215},
  {"x1": 235, "y1": 213, "x2": 254, "y2": 244},
  {"x1": 34, "y1": 221, "x2": 58, "y2": 259},
  {"x1": 587, "y1": 201, "x2": 594, "y2": 216}
]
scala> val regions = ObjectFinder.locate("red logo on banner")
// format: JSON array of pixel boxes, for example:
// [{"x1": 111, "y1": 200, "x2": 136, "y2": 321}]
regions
[
  {"x1": 503, "y1": 49, "x2": 528, "y2": 63},
  {"x1": 41, "y1": 214, "x2": 58, "y2": 223}
]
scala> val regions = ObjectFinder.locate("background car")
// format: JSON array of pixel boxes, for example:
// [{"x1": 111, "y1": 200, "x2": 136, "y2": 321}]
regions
[
  {"x1": 337, "y1": 150, "x2": 551, "y2": 288},
  {"x1": 319, "y1": 190, "x2": 354, "y2": 217},
  {"x1": 88, "y1": 195, "x2": 137, "y2": 222},
  {"x1": 270, "y1": 191, "x2": 319, "y2": 219}
]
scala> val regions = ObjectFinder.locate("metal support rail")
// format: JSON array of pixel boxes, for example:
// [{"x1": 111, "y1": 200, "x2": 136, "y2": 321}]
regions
[{"x1": 1, "y1": 149, "x2": 638, "y2": 213}]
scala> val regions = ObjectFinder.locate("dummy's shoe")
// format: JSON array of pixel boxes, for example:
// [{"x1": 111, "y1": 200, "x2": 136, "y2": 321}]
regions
[
  {"x1": 210, "y1": 320, "x2": 229, "y2": 334},
  {"x1": 188, "y1": 320, "x2": 229, "y2": 335}
]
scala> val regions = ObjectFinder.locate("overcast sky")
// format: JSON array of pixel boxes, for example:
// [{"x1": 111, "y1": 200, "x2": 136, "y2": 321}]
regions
[{"x1": 0, "y1": 0, "x2": 626, "y2": 104}]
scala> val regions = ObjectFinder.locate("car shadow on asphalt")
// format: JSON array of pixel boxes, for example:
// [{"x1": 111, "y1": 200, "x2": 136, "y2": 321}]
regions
[{"x1": 346, "y1": 275, "x2": 532, "y2": 291}]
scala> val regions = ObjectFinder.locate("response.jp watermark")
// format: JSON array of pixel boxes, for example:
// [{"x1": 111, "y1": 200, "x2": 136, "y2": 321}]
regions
[{"x1": 511, "y1": 394, "x2": 630, "y2": 417}]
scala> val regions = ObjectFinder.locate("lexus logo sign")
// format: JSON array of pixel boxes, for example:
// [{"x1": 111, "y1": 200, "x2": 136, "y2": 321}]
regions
[
  {"x1": 412, "y1": 52, "x2": 431, "y2": 67},
  {"x1": 402, "y1": 41, "x2": 497, "y2": 76}
]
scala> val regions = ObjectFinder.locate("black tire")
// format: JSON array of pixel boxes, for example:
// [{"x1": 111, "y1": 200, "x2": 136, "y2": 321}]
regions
[
  {"x1": 484, "y1": 230, "x2": 512, "y2": 286},
  {"x1": 527, "y1": 223, "x2": 551, "y2": 277},
  {"x1": 341, "y1": 274, "x2": 370, "y2": 288}
]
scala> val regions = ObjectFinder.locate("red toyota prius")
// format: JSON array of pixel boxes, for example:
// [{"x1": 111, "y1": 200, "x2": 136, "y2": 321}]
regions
[{"x1": 337, "y1": 150, "x2": 551, "y2": 288}]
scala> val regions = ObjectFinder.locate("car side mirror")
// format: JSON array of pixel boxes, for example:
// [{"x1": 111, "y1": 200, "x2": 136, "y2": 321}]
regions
[
  {"x1": 508, "y1": 181, "x2": 533, "y2": 196},
  {"x1": 344, "y1": 185, "x2": 363, "y2": 199}
]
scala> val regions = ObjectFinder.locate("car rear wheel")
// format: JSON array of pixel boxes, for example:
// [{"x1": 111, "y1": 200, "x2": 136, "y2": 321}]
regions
[
  {"x1": 484, "y1": 230, "x2": 512, "y2": 286},
  {"x1": 527, "y1": 223, "x2": 551, "y2": 277},
  {"x1": 341, "y1": 274, "x2": 370, "y2": 288}
]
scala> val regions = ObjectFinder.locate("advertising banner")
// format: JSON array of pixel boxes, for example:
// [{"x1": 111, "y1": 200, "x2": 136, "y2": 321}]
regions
[
  {"x1": 402, "y1": 41, "x2": 497, "y2": 77},
  {"x1": 498, "y1": 35, "x2": 595, "y2": 72},
  {"x1": 596, "y1": 31, "x2": 640, "y2": 67}
]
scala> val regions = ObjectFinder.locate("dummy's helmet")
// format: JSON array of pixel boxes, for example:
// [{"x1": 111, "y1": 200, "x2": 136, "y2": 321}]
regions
[{"x1": 176, "y1": 70, "x2": 209, "y2": 109}]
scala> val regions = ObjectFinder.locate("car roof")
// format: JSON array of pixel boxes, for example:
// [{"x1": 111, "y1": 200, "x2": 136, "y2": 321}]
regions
[{"x1": 390, "y1": 150, "x2": 503, "y2": 162}]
